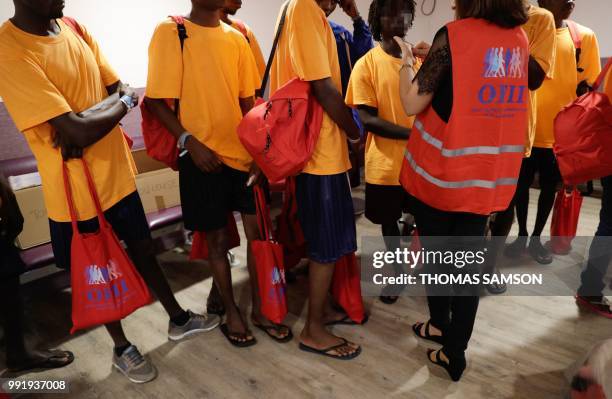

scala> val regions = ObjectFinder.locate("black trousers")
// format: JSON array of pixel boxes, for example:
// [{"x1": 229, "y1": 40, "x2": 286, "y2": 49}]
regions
[
  {"x1": 578, "y1": 176, "x2": 612, "y2": 297},
  {"x1": 408, "y1": 194, "x2": 488, "y2": 359}
]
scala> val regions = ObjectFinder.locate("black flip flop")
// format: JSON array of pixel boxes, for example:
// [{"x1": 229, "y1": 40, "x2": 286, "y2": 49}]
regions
[
  {"x1": 299, "y1": 339, "x2": 362, "y2": 360},
  {"x1": 485, "y1": 281, "x2": 507, "y2": 295},
  {"x1": 325, "y1": 314, "x2": 369, "y2": 327},
  {"x1": 253, "y1": 323, "x2": 293, "y2": 343},
  {"x1": 379, "y1": 295, "x2": 399, "y2": 304},
  {"x1": 8, "y1": 350, "x2": 75, "y2": 372},
  {"x1": 220, "y1": 324, "x2": 256, "y2": 348},
  {"x1": 427, "y1": 349, "x2": 465, "y2": 382},
  {"x1": 412, "y1": 321, "x2": 444, "y2": 345}
]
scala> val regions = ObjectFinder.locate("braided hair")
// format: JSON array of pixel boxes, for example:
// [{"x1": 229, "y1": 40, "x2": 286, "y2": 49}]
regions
[{"x1": 368, "y1": 0, "x2": 417, "y2": 42}]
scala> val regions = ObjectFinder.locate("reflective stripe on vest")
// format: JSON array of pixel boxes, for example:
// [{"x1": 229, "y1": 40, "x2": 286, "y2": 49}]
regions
[
  {"x1": 403, "y1": 149, "x2": 519, "y2": 189},
  {"x1": 413, "y1": 120, "x2": 525, "y2": 157}
]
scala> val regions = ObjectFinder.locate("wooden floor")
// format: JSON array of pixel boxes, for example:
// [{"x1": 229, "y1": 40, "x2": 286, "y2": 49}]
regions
[{"x1": 1, "y1": 188, "x2": 610, "y2": 399}]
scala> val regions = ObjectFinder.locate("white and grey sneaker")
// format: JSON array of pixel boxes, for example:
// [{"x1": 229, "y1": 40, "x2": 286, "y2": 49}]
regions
[
  {"x1": 168, "y1": 310, "x2": 221, "y2": 341},
  {"x1": 112, "y1": 345, "x2": 157, "y2": 384}
]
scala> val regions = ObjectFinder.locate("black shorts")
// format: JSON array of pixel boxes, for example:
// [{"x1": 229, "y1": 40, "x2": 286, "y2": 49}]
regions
[
  {"x1": 365, "y1": 183, "x2": 409, "y2": 225},
  {"x1": 178, "y1": 155, "x2": 256, "y2": 232},
  {"x1": 519, "y1": 147, "x2": 562, "y2": 191},
  {"x1": 49, "y1": 191, "x2": 151, "y2": 270}
]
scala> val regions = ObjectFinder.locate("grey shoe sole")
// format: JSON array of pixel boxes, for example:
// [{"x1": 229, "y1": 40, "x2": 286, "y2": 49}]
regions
[
  {"x1": 112, "y1": 363, "x2": 158, "y2": 384},
  {"x1": 168, "y1": 315, "x2": 221, "y2": 342}
]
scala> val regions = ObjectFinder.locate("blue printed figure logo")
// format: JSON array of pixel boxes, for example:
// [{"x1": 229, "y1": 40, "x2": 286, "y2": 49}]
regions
[
  {"x1": 85, "y1": 259, "x2": 122, "y2": 286},
  {"x1": 483, "y1": 47, "x2": 525, "y2": 78},
  {"x1": 271, "y1": 267, "x2": 285, "y2": 285},
  {"x1": 508, "y1": 47, "x2": 525, "y2": 78}
]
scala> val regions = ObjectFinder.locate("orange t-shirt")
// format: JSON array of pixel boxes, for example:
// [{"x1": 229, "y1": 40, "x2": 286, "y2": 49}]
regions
[
  {"x1": 0, "y1": 19, "x2": 136, "y2": 222},
  {"x1": 270, "y1": 0, "x2": 351, "y2": 175},
  {"x1": 346, "y1": 46, "x2": 417, "y2": 186},
  {"x1": 146, "y1": 19, "x2": 260, "y2": 172}
]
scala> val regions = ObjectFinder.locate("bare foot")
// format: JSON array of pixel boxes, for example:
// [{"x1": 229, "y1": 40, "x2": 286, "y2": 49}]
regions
[
  {"x1": 224, "y1": 307, "x2": 253, "y2": 343},
  {"x1": 300, "y1": 324, "x2": 359, "y2": 357},
  {"x1": 251, "y1": 312, "x2": 290, "y2": 340}
]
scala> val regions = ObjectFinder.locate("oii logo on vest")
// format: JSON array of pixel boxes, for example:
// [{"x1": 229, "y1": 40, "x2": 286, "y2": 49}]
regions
[{"x1": 478, "y1": 47, "x2": 528, "y2": 111}]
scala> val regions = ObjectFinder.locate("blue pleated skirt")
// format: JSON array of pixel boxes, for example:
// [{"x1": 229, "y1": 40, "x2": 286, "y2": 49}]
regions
[{"x1": 295, "y1": 172, "x2": 357, "y2": 264}]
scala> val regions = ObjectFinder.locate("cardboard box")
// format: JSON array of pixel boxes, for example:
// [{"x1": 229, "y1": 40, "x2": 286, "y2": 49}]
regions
[
  {"x1": 132, "y1": 148, "x2": 168, "y2": 174},
  {"x1": 12, "y1": 150, "x2": 178, "y2": 249},
  {"x1": 14, "y1": 185, "x2": 50, "y2": 250},
  {"x1": 136, "y1": 168, "x2": 181, "y2": 214}
]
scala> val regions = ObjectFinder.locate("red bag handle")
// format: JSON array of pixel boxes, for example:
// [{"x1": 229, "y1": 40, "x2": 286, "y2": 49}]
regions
[
  {"x1": 62, "y1": 159, "x2": 108, "y2": 234},
  {"x1": 593, "y1": 58, "x2": 612, "y2": 92},
  {"x1": 254, "y1": 185, "x2": 273, "y2": 241}
]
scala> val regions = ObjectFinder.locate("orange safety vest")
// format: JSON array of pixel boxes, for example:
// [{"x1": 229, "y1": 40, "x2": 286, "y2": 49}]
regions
[{"x1": 400, "y1": 18, "x2": 529, "y2": 215}]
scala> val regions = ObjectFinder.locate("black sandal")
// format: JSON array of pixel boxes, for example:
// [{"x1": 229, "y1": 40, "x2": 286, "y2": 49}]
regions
[
  {"x1": 412, "y1": 321, "x2": 444, "y2": 345},
  {"x1": 427, "y1": 349, "x2": 466, "y2": 382},
  {"x1": 379, "y1": 295, "x2": 399, "y2": 304},
  {"x1": 325, "y1": 314, "x2": 369, "y2": 326},
  {"x1": 220, "y1": 324, "x2": 256, "y2": 348},
  {"x1": 253, "y1": 323, "x2": 293, "y2": 343},
  {"x1": 8, "y1": 350, "x2": 75, "y2": 372},
  {"x1": 299, "y1": 339, "x2": 362, "y2": 360}
]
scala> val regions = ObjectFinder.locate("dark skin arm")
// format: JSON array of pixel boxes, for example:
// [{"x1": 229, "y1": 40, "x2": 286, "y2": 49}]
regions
[
  {"x1": 357, "y1": 106, "x2": 410, "y2": 140},
  {"x1": 528, "y1": 56, "x2": 546, "y2": 91},
  {"x1": 311, "y1": 78, "x2": 360, "y2": 141},
  {"x1": 143, "y1": 96, "x2": 222, "y2": 173},
  {"x1": 144, "y1": 96, "x2": 262, "y2": 183},
  {"x1": 51, "y1": 81, "x2": 138, "y2": 159}
]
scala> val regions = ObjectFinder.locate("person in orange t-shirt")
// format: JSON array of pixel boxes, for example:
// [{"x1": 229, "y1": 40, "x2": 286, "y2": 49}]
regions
[
  {"x1": 508, "y1": 0, "x2": 601, "y2": 265},
  {"x1": 0, "y1": 0, "x2": 218, "y2": 383},
  {"x1": 220, "y1": 0, "x2": 266, "y2": 80},
  {"x1": 144, "y1": 0, "x2": 292, "y2": 348},
  {"x1": 269, "y1": 0, "x2": 362, "y2": 361},
  {"x1": 345, "y1": 0, "x2": 418, "y2": 305}
]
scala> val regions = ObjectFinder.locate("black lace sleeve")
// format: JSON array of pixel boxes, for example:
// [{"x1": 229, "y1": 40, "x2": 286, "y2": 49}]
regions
[{"x1": 413, "y1": 27, "x2": 453, "y2": 122}]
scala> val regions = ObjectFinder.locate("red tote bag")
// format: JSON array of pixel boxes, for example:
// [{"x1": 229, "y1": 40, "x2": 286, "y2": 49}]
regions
[
  {"x1": 332, "y1": 253, "x2": 366, "y2": 324},
  {"x1": 252, "y1": 186, "x2": 288, "y2": 324},
  {"x1": 275, "y1": 177, "x2": 306, "y2": 269},
  {"x1": 549, "y1": 188, "x2": 583, "y2": 255},
  {"x1": 189, "y1": 213, "x2": 241, "y2": 261},
  {"x1": 64, "y1": 160, "x2": 152, "y2": 334}
]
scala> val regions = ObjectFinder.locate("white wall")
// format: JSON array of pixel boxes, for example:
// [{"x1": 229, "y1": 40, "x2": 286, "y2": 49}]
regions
[{"x1": 0, "y1": 0, "x2": 610, "y2": 88}]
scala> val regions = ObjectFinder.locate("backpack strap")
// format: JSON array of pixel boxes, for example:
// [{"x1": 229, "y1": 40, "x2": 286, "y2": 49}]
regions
[
  {"x1": 593, "y1": 58, "x2": 612, "y2": 92},
  {"x1": 231, "y1": 19, "x2": 250, "y2": 43},
  {"x1": 566, "y1": 20, "x2": 584, "y2": 72},
  {"x1": 257, "y1": 1, "x2": 290, "y2": 98},
  {"x1": 61, "y1": 16, "x2": 85, "y2": 40},
  {"x1": 168, "y1": 16, "x2": 188, "y2": 115}
]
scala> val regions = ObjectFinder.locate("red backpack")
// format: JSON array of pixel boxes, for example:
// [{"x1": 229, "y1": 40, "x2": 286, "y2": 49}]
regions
[
  {"x1": 139, "y1": 16, "x2": 187, "y2": 170},
  {"x1": 553, "y1": 59, "x2": 612, "y2": 185},
  {"x1": 237, "y1": 3, "x2": 323, "y2": 184}
]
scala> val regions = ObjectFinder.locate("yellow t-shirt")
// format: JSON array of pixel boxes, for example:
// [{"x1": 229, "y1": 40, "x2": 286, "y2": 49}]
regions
[
  {"x1": 146, "y1": 19, "x2": 260, "y2": 172},
  {"x1": 534, "y1": 27, "x2": 578, "y2": 149},
  {"x1": 230, "y1": 19, "x2": 266, "y2": 80},
  {"x1": 345, "y1": 46, "x2": 415, "y2": 186},
  {"x1": 575, "y1": 23, "x2": 601, "y2": 86},
  {"x1": 0, "y1": 19, "x2": 136, "y2": 222},
  {"x1": 270, "y1": 0, "x2": 351, "y2": 175},
  {"x1": 522, "y1": 5, "x2": 556, "y2": 156}
]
